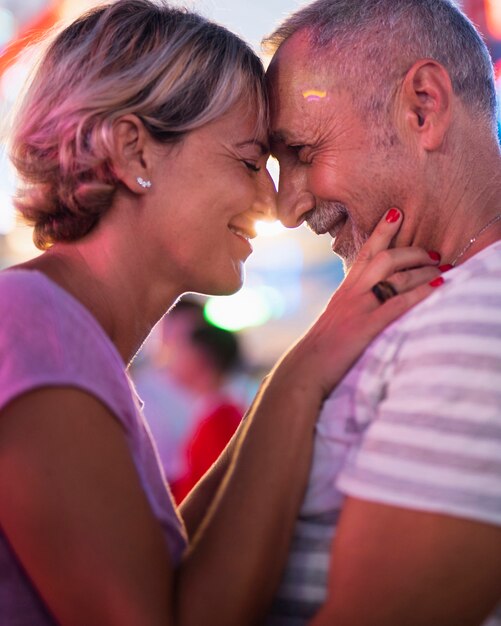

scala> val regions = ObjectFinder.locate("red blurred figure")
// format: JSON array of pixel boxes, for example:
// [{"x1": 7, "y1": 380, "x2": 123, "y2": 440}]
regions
[{"x1": 167, "y1": 315, "x2": 244, "y2": 503}]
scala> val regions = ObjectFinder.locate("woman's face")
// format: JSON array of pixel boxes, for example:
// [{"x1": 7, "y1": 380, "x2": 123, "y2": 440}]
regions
[{"x1": 145, "y1": 100, "x2": 276, "y2": 296}]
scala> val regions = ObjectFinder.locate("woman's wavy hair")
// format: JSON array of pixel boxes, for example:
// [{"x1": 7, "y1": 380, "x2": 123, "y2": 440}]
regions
[{"x1": 9, "y1": 0, "x2": 267, "y2": 249}]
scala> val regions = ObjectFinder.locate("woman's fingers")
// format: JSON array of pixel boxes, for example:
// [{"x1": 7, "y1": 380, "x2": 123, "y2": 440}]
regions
[
  {"x1": 346, "y1": 208, "x2": 443, "y2": 289},
  {"x1": 281, "y1": 273, "x2": 446, "y2": 402},
  {"x1": 307, "y1": 273, "x2": 445, "y2": 398},
  {"x1": 282, "y1": 204, "x2": 448, "y2": 399},
  {"x1": 370, "y1": 275, "x2": 444, "y2": 326},
  {"x1": 371, "y1": 264, "x2": 442, "y2": 303},
  {"x1": 346, "y1": 208, "x2": 403, "y2": 282},
  {"x1": 356, "y1": 247, "x2": 441, "y2": 289}
]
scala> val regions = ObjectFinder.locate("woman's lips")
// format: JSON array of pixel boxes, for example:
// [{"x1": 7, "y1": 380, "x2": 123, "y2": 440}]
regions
[{"x1": 228, "y1": 225, "x2": 254, "y2": 254}]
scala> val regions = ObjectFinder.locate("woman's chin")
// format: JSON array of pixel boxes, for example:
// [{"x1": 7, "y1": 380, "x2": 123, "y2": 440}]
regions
[
  {"x1": 195, "y1": 270, "x2": 245, "y2": 298},
  {"x1": 219, "y1": 263, "x2": 246, "y2": 294},
  {"x1": 215, "y1": 277, "x2": 244, "y2": 297}
]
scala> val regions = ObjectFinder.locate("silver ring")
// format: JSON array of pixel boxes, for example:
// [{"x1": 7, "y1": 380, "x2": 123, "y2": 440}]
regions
[{"x1": 371, "y1": 280, "x2": 398, "y2": 304}]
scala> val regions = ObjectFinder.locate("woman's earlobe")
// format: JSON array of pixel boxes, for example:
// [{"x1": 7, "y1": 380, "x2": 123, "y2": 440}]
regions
[
  {"x1": 110, "y1": 115, "x2": 155, "y2": 193},
  {"x1": 137, "y1": 176, "x2": 152, "y2": 189}
]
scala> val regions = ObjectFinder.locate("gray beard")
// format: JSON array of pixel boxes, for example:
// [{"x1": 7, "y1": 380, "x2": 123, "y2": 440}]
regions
[{"x1": 305, "y1": 201, "x2": 368, "y2": 271}]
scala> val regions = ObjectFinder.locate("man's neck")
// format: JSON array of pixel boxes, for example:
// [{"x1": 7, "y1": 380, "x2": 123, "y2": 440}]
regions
[{"x1": 400, "y1": 140, "x2": 501, "y2": 266}]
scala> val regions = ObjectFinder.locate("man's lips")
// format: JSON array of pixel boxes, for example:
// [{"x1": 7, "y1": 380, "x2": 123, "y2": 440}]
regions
[
  {"x1": 327, "y1": 215, "x2": 348, "y2": 238},
  {"x1": 305, "y1": 210, "x2": 348, "y2": 237}
]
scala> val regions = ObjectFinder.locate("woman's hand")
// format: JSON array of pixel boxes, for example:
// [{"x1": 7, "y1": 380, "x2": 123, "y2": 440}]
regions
[{"x1": 275, "y1": 208, "x2": 443, "y2": 400}]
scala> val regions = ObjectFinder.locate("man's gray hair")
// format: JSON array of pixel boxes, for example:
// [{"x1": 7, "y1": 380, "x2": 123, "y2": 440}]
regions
[{"x1": 264, "y1": 0, "x2": 497, "y2": 130}]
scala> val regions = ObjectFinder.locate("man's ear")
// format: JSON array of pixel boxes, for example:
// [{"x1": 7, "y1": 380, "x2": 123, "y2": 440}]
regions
[
  {"x1": 110, "y1": 114, "x2": 152, "y2": 193},
  {"x1": 400, "y1": 59, "x2": 452, "y2": 151}
]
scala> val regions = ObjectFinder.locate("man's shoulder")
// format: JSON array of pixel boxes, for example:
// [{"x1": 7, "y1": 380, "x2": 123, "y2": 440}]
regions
[
  {"x1": 352, "y1": 242, "x2": 501, "y2": 384},
  {"x1": 398, "y1": 242, "x2": 501, "y2": 332}
]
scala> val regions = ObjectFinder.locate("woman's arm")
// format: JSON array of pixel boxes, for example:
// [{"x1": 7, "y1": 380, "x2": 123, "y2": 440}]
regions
[
  {"x1": 0, "y1": 387, "x2": 176, "y2": 626},
  {"x1": 0, "y1": 210, "x2": 443, "y2": 626},
  {"x1": 179, "y1": 393, "x2": 256, "y2": 539}
]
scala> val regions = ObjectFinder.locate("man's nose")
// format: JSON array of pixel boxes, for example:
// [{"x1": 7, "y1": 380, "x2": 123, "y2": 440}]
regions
[{"x1": 277, "y1": 165, "x2": 315, "y2": 228}]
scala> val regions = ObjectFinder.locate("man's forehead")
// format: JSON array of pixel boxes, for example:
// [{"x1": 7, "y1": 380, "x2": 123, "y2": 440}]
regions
[
  {"x1": 267, "y1": 32, "x2": 339, "y2": 111},
  {"x1": 267, "y1": 30, "x2": 319, "y2": 87},
  {"x1": 267, "y1": 40, "x2": 340, "y2": 140}
]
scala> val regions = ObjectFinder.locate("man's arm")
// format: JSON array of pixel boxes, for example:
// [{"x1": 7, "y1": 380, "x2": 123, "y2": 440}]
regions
[
  {"x1": 310, "y1": 247, "x2": 501, "y2": 626},
  {"x1": 311, "y1": 497, "x2": 501, "y2": 626}
]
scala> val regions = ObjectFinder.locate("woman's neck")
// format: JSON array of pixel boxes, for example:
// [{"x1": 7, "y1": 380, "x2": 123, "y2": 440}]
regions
[{"x1": 18, "y1": 238, "x2": 179, "y2": 365}]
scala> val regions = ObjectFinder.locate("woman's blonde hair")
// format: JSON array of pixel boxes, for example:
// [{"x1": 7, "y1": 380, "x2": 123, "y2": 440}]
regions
[{"x1": 10, "y1": 0, "x2": 267, "y2": 249}]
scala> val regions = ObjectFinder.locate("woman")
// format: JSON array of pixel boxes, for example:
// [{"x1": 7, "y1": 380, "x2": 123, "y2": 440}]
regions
[{"x1": 0, "y1": 1, "x2": 443, "y2": 624}]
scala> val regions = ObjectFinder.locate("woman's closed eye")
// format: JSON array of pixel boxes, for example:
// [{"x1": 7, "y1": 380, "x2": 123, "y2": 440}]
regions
[{"x1": 243, "y1": 161, "x2": 261, "y2": 172}]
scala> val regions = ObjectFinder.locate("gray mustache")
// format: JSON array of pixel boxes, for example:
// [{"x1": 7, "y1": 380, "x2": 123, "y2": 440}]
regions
[{"x1": 305, "y1": 202, "x2": 348, "y2": 235}]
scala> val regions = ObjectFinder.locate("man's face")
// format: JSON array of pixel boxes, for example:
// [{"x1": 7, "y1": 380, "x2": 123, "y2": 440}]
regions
[{"x1": 267, "y1": 33, "x2": 406, "y2": 269}]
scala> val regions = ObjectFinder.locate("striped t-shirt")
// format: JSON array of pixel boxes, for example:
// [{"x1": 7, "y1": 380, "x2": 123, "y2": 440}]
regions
[{"x1": 266, "y1": 240, "x2": 501, "y2": 625}]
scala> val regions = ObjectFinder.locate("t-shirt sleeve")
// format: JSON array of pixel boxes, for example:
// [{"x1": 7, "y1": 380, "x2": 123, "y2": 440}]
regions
[
  {"x1": 0, "y1": 273, "x2": 128, "y2": 422},
  {"x1": 337, "y1": 271, "x2": 501, "y2": 527}
]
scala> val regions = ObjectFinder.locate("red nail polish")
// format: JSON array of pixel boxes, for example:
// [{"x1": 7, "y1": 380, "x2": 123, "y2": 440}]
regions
[
  {"x1": 439, "y1": 264, "x2": 453, "y2": 272},
  {"x1": 386, "y1": 208, "x2": 400, "y2": 223},
  {"x1": 428, "y1": 251, "x2": 441, "y2": 261},
  {"x1": 429, "y1": 277, "x2": 445, "y2": 287}
]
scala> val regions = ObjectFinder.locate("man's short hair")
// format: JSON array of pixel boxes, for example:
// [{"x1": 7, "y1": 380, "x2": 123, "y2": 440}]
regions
[{"x1": 264, "y1": 0, "x2": 497, "y2": 131}]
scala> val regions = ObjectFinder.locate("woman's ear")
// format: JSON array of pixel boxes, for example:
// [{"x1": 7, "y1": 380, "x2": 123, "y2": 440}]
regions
[
  {"x1": 110, "y1": 114, "x2": 153, "y2": 194},
  {"x1": 400, "y1": 59, "x2": 453, "y2": 151}
]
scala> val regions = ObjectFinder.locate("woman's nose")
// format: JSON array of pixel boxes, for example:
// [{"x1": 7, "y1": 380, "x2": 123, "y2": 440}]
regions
[
  {"x1": 252, "y1": 166, "x2": 278, "y2": 221},
  {"x1": 277, "y1": 164, "x2": 313, "y2": 228}
]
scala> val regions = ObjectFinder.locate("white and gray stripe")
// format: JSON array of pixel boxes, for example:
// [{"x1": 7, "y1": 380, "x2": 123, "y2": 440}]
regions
[{"x1": 265, "y1": 241, "x2": 501, "y2": 625}]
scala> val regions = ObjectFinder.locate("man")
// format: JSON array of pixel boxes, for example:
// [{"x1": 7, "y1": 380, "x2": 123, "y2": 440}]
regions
[{"x1": 263, "y1": 1, "x2": 501, "y2": 624}]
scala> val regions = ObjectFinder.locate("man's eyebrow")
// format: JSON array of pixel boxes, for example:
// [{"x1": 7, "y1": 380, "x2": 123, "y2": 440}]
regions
[
  {"x1": 269, "y1": 130, "x2": 287, "y2": 144},
  {"x1": 235, "y1": 139, "x2": 270, "y2": 154}
]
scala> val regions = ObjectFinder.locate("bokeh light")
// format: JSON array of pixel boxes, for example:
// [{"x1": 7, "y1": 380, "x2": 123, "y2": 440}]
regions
[
  {"x1": 204, "y1": 285, "x2": 285, "y2": 332},
  {"x1": 266, "y1": 156, "x2": 279, "y2": 189},
  {"x1": 255, "y1": 219, "x2": 287, "y2": 237},
  {"x1": 0, "y1": 58, "x2": 32, "y2": 104},
  {"x1": 0, "y1": 9, "x2": 16, "y2": 50},
  {"x1": 485, "y1": 0, "x2": 501, "y2": 40},
  {"x1": 0, "y1": 189, "x2": 14, "y2": 235}
]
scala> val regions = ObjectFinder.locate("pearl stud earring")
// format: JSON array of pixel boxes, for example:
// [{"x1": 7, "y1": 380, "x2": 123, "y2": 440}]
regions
[{"x1": 137, "y1": 176, "x2": 152, "y2": 189}]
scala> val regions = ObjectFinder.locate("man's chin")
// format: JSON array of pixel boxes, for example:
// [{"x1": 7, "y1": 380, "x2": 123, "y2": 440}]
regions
[
  {"x1": 330, "y1": 245, "x2": 354, "y2": 274},
  {"x1": 332, "y1": 236, "x2": 366, "y2": 273}
]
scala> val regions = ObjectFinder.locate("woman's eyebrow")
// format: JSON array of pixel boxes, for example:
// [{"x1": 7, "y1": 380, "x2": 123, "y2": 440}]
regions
[{"x1": 235, "y1": 139, "x2": 270, "y2": 154}]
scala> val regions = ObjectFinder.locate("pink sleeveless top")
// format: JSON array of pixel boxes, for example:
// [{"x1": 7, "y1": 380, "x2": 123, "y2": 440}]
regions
[{"x1": 0, "y1": 269, "x2": 187, "y2": 624}]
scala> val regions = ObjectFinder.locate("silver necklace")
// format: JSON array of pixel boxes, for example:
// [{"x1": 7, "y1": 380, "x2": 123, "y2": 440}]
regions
[{"x1": 451, "y1": 213, "x2": 501, "y2": 266}]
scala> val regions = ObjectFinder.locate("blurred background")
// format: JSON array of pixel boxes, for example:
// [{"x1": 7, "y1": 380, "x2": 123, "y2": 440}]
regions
[{"x1": 0, "y1": 0, "x2": 500, "y2": 486}]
